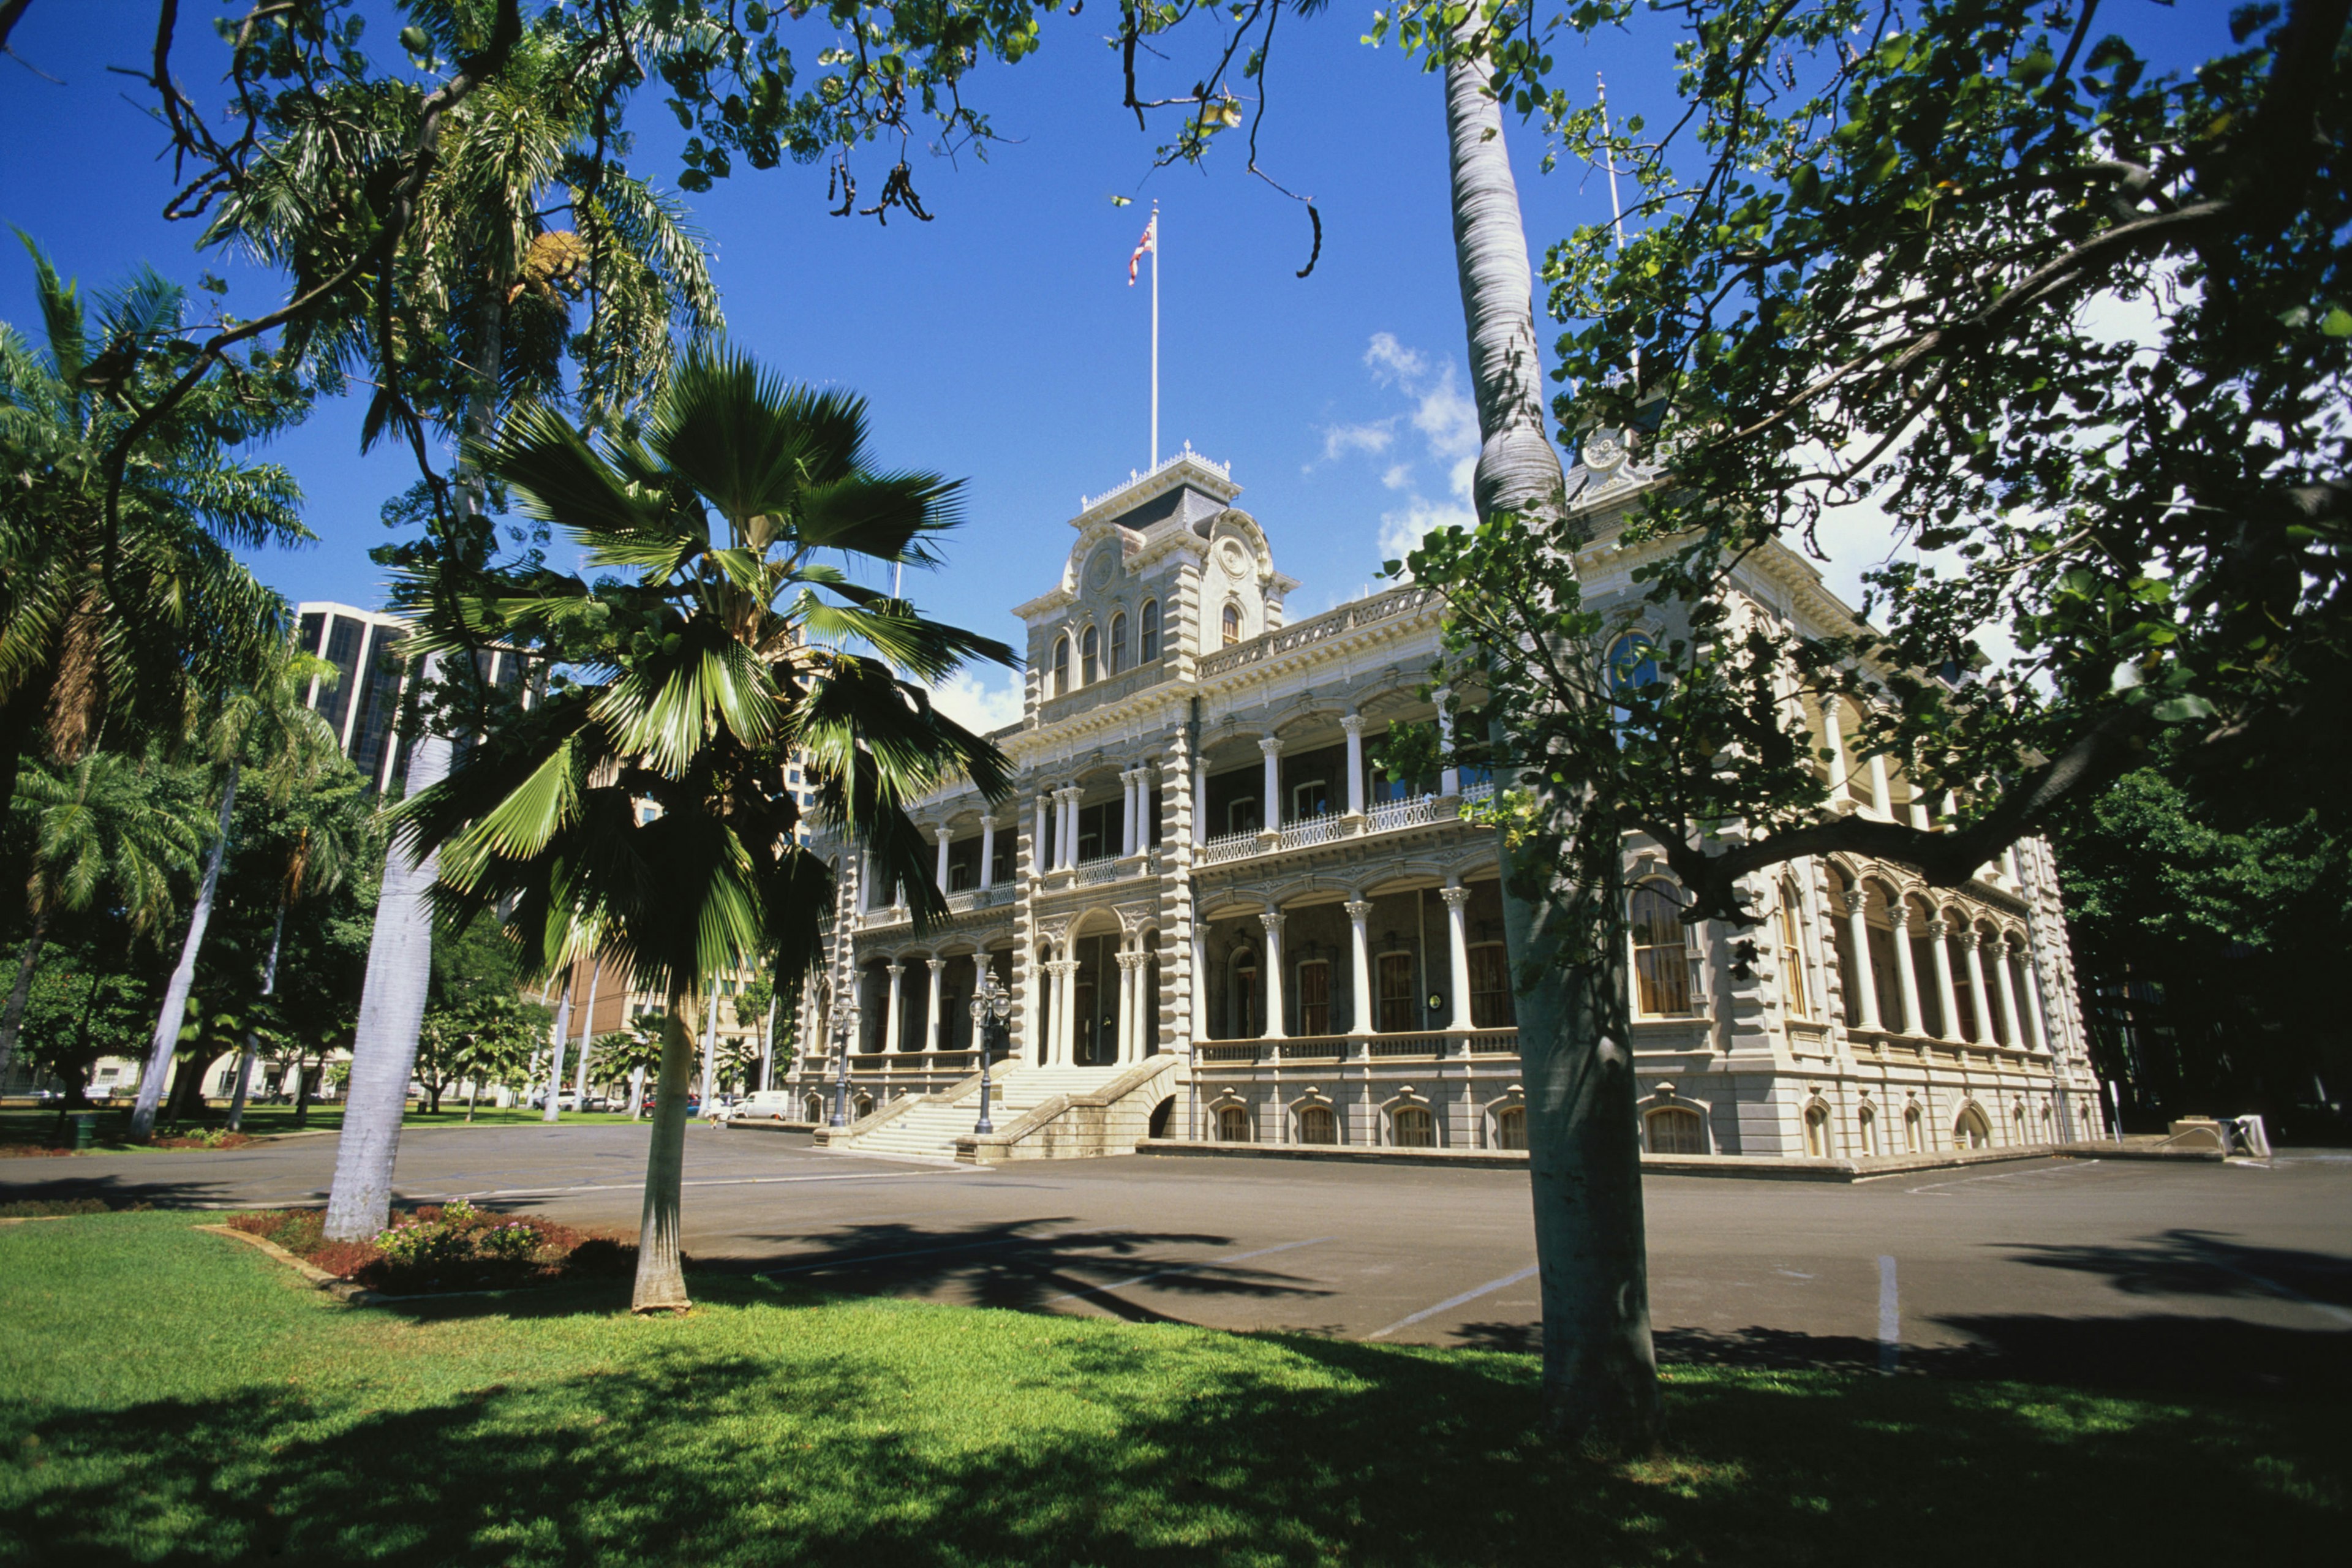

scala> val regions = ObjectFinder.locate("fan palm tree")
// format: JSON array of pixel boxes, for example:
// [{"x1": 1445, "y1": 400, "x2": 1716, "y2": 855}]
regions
[
  {"x1": 0, "y1": 750, "x2": 209, "y2": 1090},
  {"x1": 0, "y1": 243, "x2": 309, "y2": 809},
  {"x1": 129, "y1": 646, "x2": 344, "y2": 1138},
  {"x1": 376, "y1": 347, "x2": 1012, "y2": 1308}
]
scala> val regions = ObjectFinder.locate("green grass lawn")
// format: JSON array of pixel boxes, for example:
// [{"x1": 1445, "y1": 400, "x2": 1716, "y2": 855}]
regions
[
  {"x1": 0, "y1": 1103, "x2": 635, "y2": 1153},
  {"x1": 1, "y1": 1213, "x2": 2340, "y2": 1566}
]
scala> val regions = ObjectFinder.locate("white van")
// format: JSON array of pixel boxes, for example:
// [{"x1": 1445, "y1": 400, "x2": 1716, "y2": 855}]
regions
[{"x1": 729, "y1": 1090, "x2": 799, "y2": 1123}]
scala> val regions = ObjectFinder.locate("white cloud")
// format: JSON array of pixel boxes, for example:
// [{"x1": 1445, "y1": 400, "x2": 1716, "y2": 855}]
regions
[
  {"x1": 1334, "y1": 333, "x2": 1486, "y2": 571},
  {"x1": 1381, "y1": 462, "x2": 1413, "y2": 491},
  {"x1": 925, "y1": 667, "x2": 1025, "y2": 734},
  {"x1": 1378, "y1": 496, "x2": 1476, "y2": 568},
  {"x1": 1319, "y1": 419, "x2": 1397, "y2": 461},
  {"x1": 1364, "y1": 331, "x2": 1431, "y2": 385}
]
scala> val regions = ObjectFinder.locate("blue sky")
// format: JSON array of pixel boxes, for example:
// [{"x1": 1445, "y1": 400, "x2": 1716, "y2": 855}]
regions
[{"x1": 1, "y1": 3, "x2": 2230, "y2": 731}]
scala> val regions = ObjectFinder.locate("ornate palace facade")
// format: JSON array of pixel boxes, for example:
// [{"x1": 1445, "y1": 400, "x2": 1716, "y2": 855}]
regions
[{"x1": 788, "y1": 447, "x2": 2108, "y2": 1162}]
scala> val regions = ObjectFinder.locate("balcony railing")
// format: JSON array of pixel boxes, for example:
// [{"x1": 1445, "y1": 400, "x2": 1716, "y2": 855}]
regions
[
  {"x1": 1191, "y1": 1028, "x2": 1520, "y2": 1064},
  {"x1": 1199, "y1": 827, "x2": 1262, "y2": 865},
  {"x1": 1072, "y1": 856, "x2": 1124, "y2": 886},
  {"x1": 1365, "y1": 794, "x2": 1449, "y2": 834},
  {"x1": 1279, "y1": 812, "x2": 1346, "y2": 851}
]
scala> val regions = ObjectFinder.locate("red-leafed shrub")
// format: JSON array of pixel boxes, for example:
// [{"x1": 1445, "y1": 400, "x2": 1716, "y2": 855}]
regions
[{"x1": 224, "y1": 1203, "x2": 639, "y2": 1295}]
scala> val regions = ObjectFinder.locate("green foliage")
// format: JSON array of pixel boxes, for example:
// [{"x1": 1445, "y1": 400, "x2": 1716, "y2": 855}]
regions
[
  {"x1": 1390, "y1": 0, "x2": 2352, "y2": 921},
  {"x1": 374, "y1": 1199, "x2": 541, "y2": 1265},
  {"x1": 0, "y1": 1213, "x2": 2341, "y2": 1564},
  {"x1": 399, "y1": 344, "x2": 1016, "y2": 1009},
  {"x1": 1367, "y1": 718, "x2": 1442, "y2": 797}
]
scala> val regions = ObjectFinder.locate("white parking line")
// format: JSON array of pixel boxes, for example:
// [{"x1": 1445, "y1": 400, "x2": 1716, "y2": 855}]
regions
[
  {"x1": 2204, "y1": 1257, "x2": 2352, "y2": 1327},
  {"x1": 1877, "y1": 1254, "x2": 1899, "y2": 1371},
  {"x1": 1042, "y1": 1237, "x2": 1335, "y2": 1305},
  {"x1": 1904, "y1": 1161, "x2": 2099, "y2": 1196},
  {"x1": 1366, "y1": 1264, "x2": 1539, "y2": 1341}
]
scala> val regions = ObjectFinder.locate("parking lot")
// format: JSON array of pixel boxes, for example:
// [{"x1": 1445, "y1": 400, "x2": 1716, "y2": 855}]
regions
[{"x1": 7, "y1": 1125, "x2": 2346, "y2": 1396}]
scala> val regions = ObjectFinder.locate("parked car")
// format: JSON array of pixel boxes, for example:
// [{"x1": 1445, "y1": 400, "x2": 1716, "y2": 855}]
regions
[{"x1": 728, "y1": 1090, "x2": 797, "y2": 1122}]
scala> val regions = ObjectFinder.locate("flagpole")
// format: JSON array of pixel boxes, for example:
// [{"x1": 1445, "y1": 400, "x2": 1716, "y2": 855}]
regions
[{"x1": 1150, "y1": 203, "x2": 1160, "y2": 468}]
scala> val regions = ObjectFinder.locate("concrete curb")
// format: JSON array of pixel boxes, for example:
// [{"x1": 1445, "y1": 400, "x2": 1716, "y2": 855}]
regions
[{"x1": 197, "y1": 1223, "x2": 381, "y2": 1304}]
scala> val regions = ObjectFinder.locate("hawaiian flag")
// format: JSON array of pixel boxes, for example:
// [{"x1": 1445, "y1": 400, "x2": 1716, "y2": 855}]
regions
[{"x1": 1127, "y1": 212, "x2": 1157, "y2": 285}]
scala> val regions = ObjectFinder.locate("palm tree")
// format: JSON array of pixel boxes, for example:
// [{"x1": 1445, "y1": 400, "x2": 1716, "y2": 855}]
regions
[
  {"x1": 271, "y1": 26, "x2": 722, "y2": 1240},
  {"x1": 1438, "y1": 21, "x2": 1660, "y2": 1447},
  {"x1": 0, "y1": 751, "x2": 208, "y2": 1090},
  {"x1": 387, "y1": 346, "x2": 1012, "y2": 1307},
  {"x1": 224, "y1": 763, "x2": 372, "y2": 1132},
  {"x1": 0, "y1": 243, "x2": 309, "y2": 809},
  {"x1": 128, "y1": 648, "x2": 342, "y2": 1139}
]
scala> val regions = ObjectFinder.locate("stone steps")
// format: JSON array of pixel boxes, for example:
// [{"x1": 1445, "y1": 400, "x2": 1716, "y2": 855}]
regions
[{"x1": 829, "y1": 1067, "x2": 1139, "y2": 1159}]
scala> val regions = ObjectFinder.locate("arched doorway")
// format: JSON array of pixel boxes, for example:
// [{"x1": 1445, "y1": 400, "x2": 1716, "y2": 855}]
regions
[{"x1": 1954, "y1": 1104, "x2": 1992, "y2": 1148}]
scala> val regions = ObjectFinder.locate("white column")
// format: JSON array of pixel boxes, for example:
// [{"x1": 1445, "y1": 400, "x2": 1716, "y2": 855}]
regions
[
  {"x1": 1844, "y1": 891, "x2": 1882, "y2": 1030},
  {"x1": 1928, "y1": 921, "x2": 1964, "y2": 1042},
  {"x1": 1192, "y1": 755, "x2": 1209, "y2": 845},
  {"x1": 858, "y1": 851, "x2": 875, "y2": 913},
  {"x1": 1868, "y1": 753, "x2": 1892, "y2": 818},
  {"x1": 1057, "y1": 959, "x2": 1079, "y2": 1065},
  {"x1": 1822, "y1": 702, "x2": 1847, "y2": 799},
  {"x1": 1992, "y1": 938, "x2": 2023, "y2": 1049},
  {"x1": 1024, "y1": 944, "x2": 1049, "y2": 1061},
  {"x1": 1120, "y1": 770, "x2": 1139, "y2": 857},
  {"x1": 1259, "y1": 910, "x2": 1287, "y2": 1039},
  {"x1": 1060, "y1": 786, "x2": 1081, "y2": 867},
  {"x1": 933, "y1": 826, "x2": 951, "y2": 894},
  {"x1": 2021, "y1": 946, "x2": 2051, "y2": 1052},
  {"x1": 1345, "y1": 899, "x2": 1375, "y2": 1037},
  {"x1": 979, "y1": 816, "x2": 997, "y2": 890},
  {"x1": 1888, "y1": 907, "x2": 1926, "y2": 1036},
  {"x1": 1115, "y1": 951, "x2": 1137, "y2": 1064},
  {"x1": 1189, "y1": 927, "x2": 1208, "y2": 1047},
  {"x1": 1963, "y1": 932, "x2": 1994, "y2": 1044},
  {"x1": 1441, "y1": 885, "x2": 1475, "y2": 1032},
  {"x1": 1434, "y1": 688, "x2": 1460, "y2": 796},
  {"x1": 883, "y1": 964, "x2": 905, "y2": 1055},
  {"x1": 1259, "y1": 736, "x2": 1282, "y2": 831},
  {"x1": 929, "y1": 958, "x2": 950, "y2": 1052},
  {"x1": 1342, "y1": 714, "x2": 1366, "y2": 816},
  {"x1": 1033, "y1": 792, "x2": 1050, "y2": 873}
]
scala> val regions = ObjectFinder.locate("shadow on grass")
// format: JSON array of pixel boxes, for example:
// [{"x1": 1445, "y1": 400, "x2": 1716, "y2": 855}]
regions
[{"x1": 5, "y1": 1275, "x2": 2343, "y2": 1567}]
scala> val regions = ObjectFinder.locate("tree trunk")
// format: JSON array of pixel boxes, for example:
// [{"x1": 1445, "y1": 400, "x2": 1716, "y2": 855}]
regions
[
  {"x1": 698, "y1": 973, "x2": 720, "y2": 1109},
  {"x1": 0, "y1": 910, "x2": 54, "y2": 1093},
  {"x1": 320, "y1": 717, "x2": 454, "y2": 1238},
  {"x1": 628, "y1": 1064, "x2": 646, "y2": 1120},
  {"x1": 131, "y1": 762, "x2": 238, "y2": 1140},
  {"x1": 573, "y1": 957, "x2": 601, "y2": 1104},
  {"x1": 543, "y1": 967, "x2": 575, "y2": 1123},
  {"x1": 467, "y1": 1074, "x2": 481, "y2": 1122},
  {"x1": 227, "y1": 900, "x2": 287, "y2": 1133},
  {"x1": 294, "y1": 1049, "x2": 314, "y2": 1126},
  {"x1": 1442, "y1": 31, "x2": 1661, "y2": 1449},
  {"x1": 632, "y1": 984, "x2": 701, "y2": 1312}
]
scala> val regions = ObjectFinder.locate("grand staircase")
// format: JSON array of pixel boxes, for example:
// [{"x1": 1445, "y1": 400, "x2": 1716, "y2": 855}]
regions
[{"x1": 816, "y1": 1060, "x2": 1178, "y2": 1163}]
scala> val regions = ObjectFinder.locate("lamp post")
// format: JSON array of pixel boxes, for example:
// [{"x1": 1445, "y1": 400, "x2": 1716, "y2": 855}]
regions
[
  {"x1": 970, "y1": 971, "x2": 1012, "y2": 1136},
  {"x1": 830, "y1": 1016, "x2": 854, "y2": 1129}
]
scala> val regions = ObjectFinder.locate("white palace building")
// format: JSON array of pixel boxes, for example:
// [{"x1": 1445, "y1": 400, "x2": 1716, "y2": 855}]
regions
[{"x1": 785, "y1": 445, "x2": 2109, "y2": 1165}]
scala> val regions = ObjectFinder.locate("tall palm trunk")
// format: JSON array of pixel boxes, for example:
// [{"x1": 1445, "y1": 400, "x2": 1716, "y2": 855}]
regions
[
  {"x1": 323, "y1": 292, "x2": 502, "y2": 1239},
  {"x1": 226, "y1": 900, "x2": 287, "y2": 1132},
  {"x1": 130, "y1": 762, "x2": 238, "y2": 1139},
  {"x1": 0, "y1": 910, "x2": 53, "y2": 1093},
  {"x1": 571, "y1": 959, "x2": 601, "y2": 1104},
  {"x1": 543, "y1": 968, "x2": 576, "y2": 1122},
  {"x1": 633, "y1": 984, "x2": 701, "y2": 1311},
  {"x1": 698, "y1": 973, "x2": 720, "y2": 1107},
  {"x1": 321, "y1": 722, "x2": 453, "y2": 1237},
  {"x1": 1442, "y1": 32, "x2": 1660, "y2": 1449}
]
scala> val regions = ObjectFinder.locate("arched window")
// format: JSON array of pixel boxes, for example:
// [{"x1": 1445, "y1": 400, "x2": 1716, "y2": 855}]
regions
[
  {"x1": 2011, "y1": 1101, "x2": 2027, "y2": 1144},
  {"x1": 1493, "y1": 1106, "x2": 1528, "y2": 1150},
  {"x1": 1980, "y1": 927, "x2": 2013, "y2": 1045},
  {"x1": 1953, "y1": 1104, "x2": 1991, "y2": 1149},
  {"x1": 1629, "y1": 882, "x2": 1694, "y2": 1016},
  {"x1": 1646, "y1": 1106, "x2": 1705, "y2": 1155},
  {"x1": 1051, "y1": 636, "x2": 1070, "y2": 697},
  {"x1": 1376, "y1": 951, "x2": 1416, "y2": 1033},
  {"x1": 1140, "y1": 600, "x2": 1161, "y2": 662},
  {"x1": 1857, "y1": 1104, "x2": 1879, "y2": 1155},
  {"x1": 1216, "y1": 1105, "x2": 1252, "y2": 1142},
  {"x1": 1866, "y1": 884, "x2": 1905, "y2": 1028},
  {"x1": 1221, "y1": 601, "x2": 1242, "y2": 646},
  {"x1": 1109, "y1": 612, "x2": 1128, "y2": 676},
  {"x1": 1468, "y1": 941, "x2": 1514, "y2": 1028},
  {"x1": 1080, "y1": 624, "x2": 1099, "y2": 684},
  {"x1": 1295, "y1": 958, "x2": 1332, "y2": 1035},
  {"x1": 1803, "y1": 1102, "x2": 1831, "y2": 1158},
  {"x1": 1777, "y1": 878, "x2": 1813, "y2": 1020},
  {"x1": 805, "y1": 1094, "x2": 825, "y2": 1123},
  {"x1": 1905, "y1": 895, "x2": 1947, "y2": 1037},
  {"x1": 1297, "y1": 1105, "x2": 1338, "y2": 1145},
  {"x1": 1390, "y1": 1105, "x2": 1436, "y2": 1148},
  {"x1": 1904, "y1": 1104, "x2": 1924, "y2": 1153},
  {"x1": 853, "y1": 1093, "x2": 876, "y2": 1120}
]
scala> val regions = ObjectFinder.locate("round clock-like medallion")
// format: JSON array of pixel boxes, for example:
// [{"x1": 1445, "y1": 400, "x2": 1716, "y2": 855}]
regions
[
  {"x1": 1086, "y1": 549, "x2": 1117, "y2": 590},
  {"x1": 1215, "y1": 537, "x2": 1250, "y2": 578}
]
